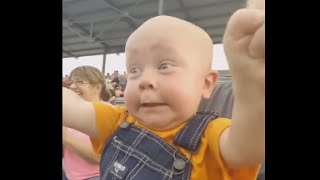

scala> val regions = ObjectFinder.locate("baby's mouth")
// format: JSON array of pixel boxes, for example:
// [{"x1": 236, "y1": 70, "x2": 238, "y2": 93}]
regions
[{"x1": 141, "y1": 103, "x2": 167, "y2": 107}]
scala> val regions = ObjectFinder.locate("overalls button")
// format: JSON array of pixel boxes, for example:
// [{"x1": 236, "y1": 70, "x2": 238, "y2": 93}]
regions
[
  {"x1": 173, "y1": 159, "x2": 185, "y2": 170},
  {"x1": 120, "y1": 122, "x2": 130, "y2": 129}
]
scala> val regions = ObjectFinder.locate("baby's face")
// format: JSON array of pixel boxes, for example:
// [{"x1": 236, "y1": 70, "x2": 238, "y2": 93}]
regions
[{"x1": 123, "y1": 18, "x2": 213, "y2": 131}]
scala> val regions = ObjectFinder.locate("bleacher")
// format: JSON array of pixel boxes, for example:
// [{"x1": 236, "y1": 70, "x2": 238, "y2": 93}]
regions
[{"x1": 115, "y1": 97, "x2": 125, "y2": 106}]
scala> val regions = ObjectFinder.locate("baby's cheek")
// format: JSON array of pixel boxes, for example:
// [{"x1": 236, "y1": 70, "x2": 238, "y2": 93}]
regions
[
  {"x1": 164, "y1": 83, "x2": 200, "y2": 106},
  {"x1": 124, "y1": 85, "x2": 137, "y2": 105}
]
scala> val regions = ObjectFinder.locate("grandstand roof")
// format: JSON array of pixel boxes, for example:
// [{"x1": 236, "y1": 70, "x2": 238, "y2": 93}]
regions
[{"x1": 63, "y1": 0, "x2": 246, "y2": 58}]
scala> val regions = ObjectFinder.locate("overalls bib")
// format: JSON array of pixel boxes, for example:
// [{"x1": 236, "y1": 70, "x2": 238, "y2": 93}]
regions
[{"x1": 100, "y1": 111, "x2": 218, "y2": 180}]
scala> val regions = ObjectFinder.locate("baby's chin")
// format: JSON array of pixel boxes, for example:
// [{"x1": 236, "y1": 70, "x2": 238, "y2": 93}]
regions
[{"x1": 137, "y1": 115, "x2": 182, "y2": 132}]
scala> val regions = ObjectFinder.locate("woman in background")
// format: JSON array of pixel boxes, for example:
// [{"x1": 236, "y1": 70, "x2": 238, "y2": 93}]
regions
[{"x1": 63, "y1": 66, "x2": 111, "y2": 180}]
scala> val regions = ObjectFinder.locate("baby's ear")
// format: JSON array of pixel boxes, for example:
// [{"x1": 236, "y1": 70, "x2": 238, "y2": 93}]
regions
[{"x1": 202, "y1": 70, "x2": 218, "y2": 99}]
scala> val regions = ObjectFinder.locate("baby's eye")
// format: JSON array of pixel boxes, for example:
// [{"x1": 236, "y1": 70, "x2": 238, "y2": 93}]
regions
[
  {"x1": 128, "y1": 67, "x2": 142, "y2": 78},
  {"x1": 130, "y1": 67, "x2": 140, "y2": 74},
  {"x1": 159, "y1": 63, "x2": 172, "y2": 70}
]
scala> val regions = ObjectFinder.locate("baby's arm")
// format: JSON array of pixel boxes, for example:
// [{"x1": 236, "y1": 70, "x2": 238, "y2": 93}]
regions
[
  {"x1": 219, "y1": 2, "x2": 265, "y2": 169},
  {"x1": 63, "y1": 87, "x2": 98, "y2": 138}
]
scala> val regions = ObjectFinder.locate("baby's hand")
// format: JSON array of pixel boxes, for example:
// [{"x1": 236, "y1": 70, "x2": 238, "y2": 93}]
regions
[
  {"x1": 223, "y1": 8, "x2": 265, "y2": 95},
  {"x1": 219, "y1": 6, "x2": 265, "y2": 168}
]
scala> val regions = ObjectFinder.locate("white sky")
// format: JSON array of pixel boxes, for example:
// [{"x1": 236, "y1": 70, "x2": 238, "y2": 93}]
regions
[{"x1": 63, "y1": 44, "x2": 229, "y2": 76}]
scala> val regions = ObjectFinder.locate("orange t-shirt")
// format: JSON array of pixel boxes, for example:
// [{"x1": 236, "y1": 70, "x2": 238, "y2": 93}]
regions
[{"x1": 90, "y1": 103, "x2": 260, "y2": 180}]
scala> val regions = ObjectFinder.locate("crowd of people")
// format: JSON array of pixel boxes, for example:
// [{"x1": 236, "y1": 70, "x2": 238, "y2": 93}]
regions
[{"x1": 63, "y1": 70, "x2": 126, "y2": 105}]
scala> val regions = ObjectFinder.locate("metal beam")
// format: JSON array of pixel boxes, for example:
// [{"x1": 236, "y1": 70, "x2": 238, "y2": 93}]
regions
[
  {"x1": 177, "y1": 0, "x2": 192, "y2": 21},
  {"x1": 63, "y1": 41, "x2": 104, "y2": 46},
  {"x1": 105, "y1": 45, "x2": 125, "y2": 54},
  {"x1": 66, "y1": 1, "x2": 154, "y2": 19},
  {"x1": 63, "y1": 52, "x2": 104, "y2": 59},
  {"x1": 69, "y1": 0, "x2": 240, "y2": 21},
  {"x1": 102, "y1": 49, "x2": 107, "y2": 75},
  {"x1": 192, "y1": 12, "x2": 233, "y2": 22},
  {"x1": 64, "y1": 37, "x2": 128, "y2": 46},
  {"x1": 66, "y1": 47, "x2": 104, "y2": 53},
  {"x1": 63, "y1": 0, "x2": 89, "y2": 5},
  {"x1": 63, "y1": 46, "x2": 126, "y2": 58},
  {"x1": 63, "y1": 1, "x2": 238, "y2": 31},
  {"x1": 63, "y1": 49, "x2": 78, "y2": 58},
  {"x1": 70, "y1": 23, "x2": 109, "y2": 48},
  {"x1": 63, "y1": 15, "x2": 111, "y2": 49},
  {"x1": 104, "y1": 0, "x2": 140, "y2": 29},
  {"x1": 63, "y1": 27, "x2": 133, "y2": 39},
  {"x1": 66, "y1": 45, "x2": 124, "y2": 52},
  {"x1": 158, "y1": 0, "x2": 164, "y2": 15},
  {"x1": 63, "y1": 33, "x2": 223, "y2": 55}
]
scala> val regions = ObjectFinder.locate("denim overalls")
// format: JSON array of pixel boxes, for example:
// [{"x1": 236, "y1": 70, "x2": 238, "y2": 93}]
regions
[{"x1": 100, "y1": 111, "x2": 218, "y2": 180}]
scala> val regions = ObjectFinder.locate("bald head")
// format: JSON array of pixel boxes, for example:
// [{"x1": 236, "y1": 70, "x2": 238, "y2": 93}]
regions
[{"x1": 126, "y1": 15, "x2": 214, "y2": 74}]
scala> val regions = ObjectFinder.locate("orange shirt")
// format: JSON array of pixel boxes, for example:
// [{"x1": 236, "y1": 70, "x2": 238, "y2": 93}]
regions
[{"x1": 91, "y1": 103, "x2": 260, "y2": 180}]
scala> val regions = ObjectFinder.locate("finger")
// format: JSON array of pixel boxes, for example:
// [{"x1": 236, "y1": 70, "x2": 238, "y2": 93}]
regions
[
  {"x1": 224, "y1": 9, "x2": 265, "y2": 42},
  {"x1": 248, "y1": 23, "x2": 265, "y2": 59}
]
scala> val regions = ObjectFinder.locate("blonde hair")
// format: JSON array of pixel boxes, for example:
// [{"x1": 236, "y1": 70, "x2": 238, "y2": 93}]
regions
[{"x1": 70, "y1": 66, "x2": 110, "y2": 101}]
